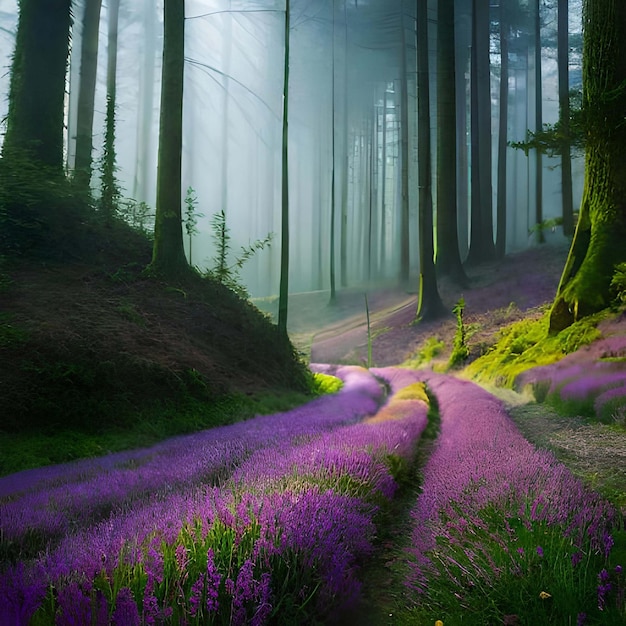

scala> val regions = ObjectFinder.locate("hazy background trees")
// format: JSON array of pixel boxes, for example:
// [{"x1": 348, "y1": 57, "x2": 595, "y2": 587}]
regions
[{"x1": 0, "y1": 0, "x2": 586, "y2": 302}]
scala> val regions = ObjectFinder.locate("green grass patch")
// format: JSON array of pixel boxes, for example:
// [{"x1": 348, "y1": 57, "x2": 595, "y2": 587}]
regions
[
  {"x1": 0, "y1": 390, "x2": 317, "y2": 477},
  {"x1": 464, "y1": 308, "x2": 606, "y2": 387},
  {"x1": 403, "y1": 336, "x2": 445, "y2": 369},
  {"x1": 311, "y1": 372, "x2": 343, "y2": 395}
]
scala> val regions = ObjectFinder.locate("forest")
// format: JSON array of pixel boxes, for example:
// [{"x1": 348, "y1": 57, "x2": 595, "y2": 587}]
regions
[{"x1": 0, "y1": 0, "x2": 625, "y2": 624}]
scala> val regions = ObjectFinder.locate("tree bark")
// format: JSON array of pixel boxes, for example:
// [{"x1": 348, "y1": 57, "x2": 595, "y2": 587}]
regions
[
  {"x1": 3, "y1": 0, "x2": 72, "y2": 171},
  {"x1": 550, "y1": 0, "x2": 626, "y2": 331},
  {"x1": 277, "y1": 0, "x2": 290, "y2": 337},
  {"x1": 436, "y1": 0, "x2": 468, "y2": 284},
  {"x1": 534, "y1": 0, "x2": 544, "y2": 244},
  {"x1": 495, "y1": 1, "x2": 508, "y2": 259},
  {"x1": 399, "y1": 9, "x2": 410, "y2": 286},
  {"x1": 558, "y1": 0, "x2": 574, "y2": 237},
  {"x1": 150, "y1": 0, "x2": 188, "y2": 276},
  {"x1": 416, "y1": 0, "x2": 446, "y2": 322},
  {"x1": 74, "y1": 0, "x2": 103, "y2": 195}
]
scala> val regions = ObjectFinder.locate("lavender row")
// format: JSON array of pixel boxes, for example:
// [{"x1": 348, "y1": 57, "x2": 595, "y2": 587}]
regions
[
  {"x1": 1, "y1": 367, "x2": 428, "y2": 623},
  {"x1": 516, "y1": 334, "x2": 626, "y2": 420},
  {"x1": 404, "y1": 372, "x2": 621, "y2": 621},
  {"x1": 0, "y1": 366, "x2": 383, "y2": 558}
]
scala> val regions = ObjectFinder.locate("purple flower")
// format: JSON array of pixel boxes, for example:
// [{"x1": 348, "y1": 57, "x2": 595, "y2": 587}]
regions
[
  {"x1": 571, "y1": 551, "x2": 583, "y2": 567},
  {"x1": 112, "y1": 588, "x2": 140, "y2": 626},
  {"x1": 597, "y1": 569, "x2": 612, "y2": 610},
  {"x1": 189, "y1": 574, "x2": 205, "y2": 618},
  {"x1": 206, "y1": 549, "x2": 221, "y2": 613},
  {"x1": 536, "y1": 546, "x2": 544, "y2": 558},
  {"x1": 576, "y1": 612, "x2": 586, "y2": 626}
]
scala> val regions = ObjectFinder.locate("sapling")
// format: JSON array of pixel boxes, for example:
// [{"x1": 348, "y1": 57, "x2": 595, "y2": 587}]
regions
[
  {"x1": 206, "y1": 209, "x2": 273, "y2": 298},
  {"x1": 448, "y1": 297, "x2": 469, "y2": 369},
  {"x1": 365, "y1": 293, "x2": 372, "y2": 368},
  {"x1": 183, "y1": 186, "x2": 203, "y2": 266}
]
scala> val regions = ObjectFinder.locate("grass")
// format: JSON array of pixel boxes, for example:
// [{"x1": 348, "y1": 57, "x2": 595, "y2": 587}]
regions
[{"x1": 463, "y1": 306, "x2": 605, "y2": 387}]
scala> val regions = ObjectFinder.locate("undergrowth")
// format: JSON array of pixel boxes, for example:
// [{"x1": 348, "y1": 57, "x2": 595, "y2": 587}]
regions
[{"x1": 464, "y1": 306, "x2": 605, "y2": 387}]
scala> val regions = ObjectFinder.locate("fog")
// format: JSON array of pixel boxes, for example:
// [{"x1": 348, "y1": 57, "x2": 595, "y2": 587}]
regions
[{"x1": 0, "y1": 0, "x2": 584, "y2": 297}]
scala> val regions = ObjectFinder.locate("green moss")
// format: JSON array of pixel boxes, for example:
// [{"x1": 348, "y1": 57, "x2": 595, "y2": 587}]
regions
[
  {"x1": 465, "y1": 309, "x2": 605, "y2": 388},
  {"x1": 403, "y1": 336, "x2": 445, "y2": 368},
  {"x1": 311, "y1": 372, "x2": 343, "y2": 395}
]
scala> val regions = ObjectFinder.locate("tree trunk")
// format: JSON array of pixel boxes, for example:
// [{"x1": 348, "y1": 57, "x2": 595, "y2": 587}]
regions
[
  {"x1": 558, "y1": 0, "x2": 574, "y2": 237},
  {"x1": 534, "y1": 0, "x2": 544, "y2": 243},
  {"x1": 550, "y1": 0, "x2": 626, "y2": 331},
  {"x1": 74, "y1": 0, "x2": 103, "y2": 196},
  {"x1": 416, "y1": 0, "x2": 445, "y2": 322},
  {"x1": 329, "y1": 0, "x2": 337, "y2": 304},
  {"x1": 100, "y1": 0, "x2": 120, "y2": 222},
  {"x1": 150, "y1": 0, "x2": 188, "y2": 276},
  {"x1": 132, "y1": 0, "x2": 157, "y2": 204},
  {"x1": 340, "y1": 0, "x2": 349, "y2": 287},
  {"x1": 399, "y1": 9, "x2": 410, "y2": 286},
  {"x1": 277, "y1": 0, "x2": 290, "y2": 337},
  {"x1": 466, "y1": 0, "x2": 495, "y2": 265},
  {"x1": 3, "y1": 0, "x2": 72, "y2": 171},
  {"x1": 436, "y1": 0, "x2": 468, "y2": 284},
  {"x1": 495, "y1": 1, "x2": 508, "y2": 259}
]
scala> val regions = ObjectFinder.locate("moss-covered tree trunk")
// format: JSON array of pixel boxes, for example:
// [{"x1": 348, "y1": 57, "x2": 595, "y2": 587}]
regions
[
  {"x1": 3, "y1": 0, "x2": 72, "y2": 171},
  {"x1": 549, "y1": 0, "x2": 626, "y2": 331},
  {"x1": 150, "y1": 0, "x2": 188, "y2": 276}
]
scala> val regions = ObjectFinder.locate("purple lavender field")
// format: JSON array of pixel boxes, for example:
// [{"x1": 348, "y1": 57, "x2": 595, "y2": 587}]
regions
[
  {"x1": 0, "y1": 366, "x2": 431, "y2": 624},
  {"x1": 1, "y1": 363, "x2": 624, "y2": 624}
]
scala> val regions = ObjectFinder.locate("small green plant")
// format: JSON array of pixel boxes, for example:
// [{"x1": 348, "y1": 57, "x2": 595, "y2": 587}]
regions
[
  {"x1": 118, "y1": 198, "x2": 154, "y2": 236},
  {"x1": 311, "y1": 372, "x2": 343, "y2": 396},
  {"x1": 204, "y1": 210, "x2": 273, "y2": 298},
  {"x1": 184, "y1": 186, "x2": 204, "y2": 266},
  {"x1": 448, "y1": 297, "x2": 469, "y2": 369},
  {"x1": 365, "y1": 293, "x2": 372, "y2": 368},
  {"x1": 610, "y1": 261, "x2": 626, "y2": 306},
  {"x1": 404, "y1": 336, "x2": 445, "y2": 368}
]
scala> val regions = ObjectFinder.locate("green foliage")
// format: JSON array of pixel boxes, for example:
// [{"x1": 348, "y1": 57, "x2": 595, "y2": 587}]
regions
[
  {"x1": 311, "y1": 372, "x2": 343, "y2": 396},
  {"x1": 509, "y1": 88, "x2": 585, "y2": 157},
  {"x1": 204, "y1": 209, "x2": 274, "y2": 299},
  {"x1": 408, "y1": 505, "x2": 625, "y2": 626},
  {"x1": 99, "y1": 94, "x2": 120, "y2": 222},
  {"x1": 365, "y1": 293, "x2": 372, "y2": 368},
  {"x1": 118, "y1": 198, "x2": 154, "y2": 237},
  {"x1": 0, "y1": 149, "x2": 86, "y2": 258},
  {"x1": 184, "y1": 186, "x2": 204, "y2": 266},
  {"x1": 465, "y1": 309, "x2": 605, "y2": 387},
  {"x1": 404, "y1": 336, "x2": 445, "y2": 368},
  {"x1": 610, "y1": 262, "x2": 626, "y2": 306},
  {"x1": 0, "y1": 313, "x2": 29, "y2": 347},
  {"x1": 447, "y1": 298, "x2": 469, "y2": 369}
]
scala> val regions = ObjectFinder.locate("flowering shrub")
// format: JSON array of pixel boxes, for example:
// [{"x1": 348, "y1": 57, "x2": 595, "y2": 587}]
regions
[
  {"x1": 0, "y1": 366, "x2": 429, "y2": 624},
  {"x1": 404, "y1": 372, "x2": 624, "y2": 624}
]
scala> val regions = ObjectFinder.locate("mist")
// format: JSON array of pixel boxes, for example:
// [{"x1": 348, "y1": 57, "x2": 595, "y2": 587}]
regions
[{"x1": 0, "y1": 0, "x2": 584, "y2": 297}]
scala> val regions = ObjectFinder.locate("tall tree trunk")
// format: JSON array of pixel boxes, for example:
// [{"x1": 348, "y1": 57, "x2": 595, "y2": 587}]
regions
[
  {"x1": 340, "y1": 0, "x2": 349, "y2": 287},
  {"x1": 495, "y1": 2, "x2": 509, "y2": 259},
  {"x1": 399, "y1": 8, "x2": 410, "y2": 286},
  {"x1": 416, "y1": 0, "x2": 445, "y2": 322},
  {"x1": 466, "y1": 0, "x2": 495, "y2": 265},
  {"x1": 380, "y1": 87, "x2": 388, "y2": 274},
  {"x1": 558, "y1": 0, "x2": 574, "y2": 237},
  {"x1": 74, "y1": 0, "x2": 103, "y2": 196},
  {"x1": 436, "y1": 0, "x2": 468, "y2": 284},
  {"x1": 534, "y1": 0, "x2": 544, "y2": 243},
  {"x1": 132, "y1": 0, "x2": 157, "y2": 204},
  {"x1": 3, "y1": 0, "x2": 72, "y2": 171},
  {"x1": 150, "y1": 0, "x2": 188, "y2": 276},
  {"x1": 329, "y1": 0, "x2": 337, "y2": 304},
  {"x1": 278, "y1": 0, "x2": 290, "y2": 337},
  {"x1": 100, "y1": 0, "x2": 120, "y2": 222},
  {"x1": 550, "y1": 0, "x2": 626, "y2": 331}
]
